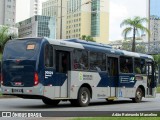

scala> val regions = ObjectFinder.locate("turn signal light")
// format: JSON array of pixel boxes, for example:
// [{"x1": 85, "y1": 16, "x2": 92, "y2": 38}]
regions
[
  {"x1": 0, "y1": 74, "x2": 3, "y2": 85},
  {"x1": 34, "y1": 72, "x2": 39, "y2": 86}
]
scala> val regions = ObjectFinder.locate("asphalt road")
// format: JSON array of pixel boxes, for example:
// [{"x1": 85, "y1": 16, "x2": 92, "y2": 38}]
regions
[{"x1": 0, "y1": 94, "x2": 160, "y2": 117}]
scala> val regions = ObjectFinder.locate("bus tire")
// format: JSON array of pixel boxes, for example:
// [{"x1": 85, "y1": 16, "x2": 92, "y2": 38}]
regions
[
  {"x1": 42, "y1": 98, "x2": 60, "y2": 106},
  {"x1": 77, "y1": 87, "x2": 90, "y2": 107},
  {"x1": 132, "y1": 88, "x2": 143, "y2": 103}
]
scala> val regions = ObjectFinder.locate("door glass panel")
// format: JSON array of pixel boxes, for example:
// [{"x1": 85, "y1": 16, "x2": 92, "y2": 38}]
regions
[
  {"x1": 44, "y1": 45, "x2": 53, "y2": 67},
  {"x1": 56, "y1": 50, "x2": 70, "y2": 73}
]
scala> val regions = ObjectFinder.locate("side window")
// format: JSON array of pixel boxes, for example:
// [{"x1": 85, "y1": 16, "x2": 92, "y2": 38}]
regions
[
  {"x1": 134, "y1": 58, "x2": 146, "y2": 74},
  {"x1": 120, "y1": 56, "x2": 133, "y2": 73},
  {"x1": 44, "y1": 44, "x2": 53, "y2": 67},
  {"x1": 90, "y1": 52, "x2": 106, "y2": 71},
  {"x1": 73, "y1": 49, "x2": 88, "y2": 70}
]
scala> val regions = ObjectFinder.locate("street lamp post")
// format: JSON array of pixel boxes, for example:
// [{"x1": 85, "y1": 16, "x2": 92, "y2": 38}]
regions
[{"x1": 60, "y1": 0, "x2": 63, "y2": 39}]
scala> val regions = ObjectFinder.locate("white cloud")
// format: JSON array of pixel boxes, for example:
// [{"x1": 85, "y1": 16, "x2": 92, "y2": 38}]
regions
[{"x1": 109, "y1": 0, "x2": 147, "y2": 41}]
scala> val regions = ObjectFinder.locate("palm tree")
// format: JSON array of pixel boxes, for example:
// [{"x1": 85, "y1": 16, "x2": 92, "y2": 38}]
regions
[{"x1": 120, "y1": 16, "x2": 150, "y2": 52}]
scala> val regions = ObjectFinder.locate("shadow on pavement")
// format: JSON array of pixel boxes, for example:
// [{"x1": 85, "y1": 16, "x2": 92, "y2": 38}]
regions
[{"x1": 14, "y1": 100, "x2": 150, "y2": 109}]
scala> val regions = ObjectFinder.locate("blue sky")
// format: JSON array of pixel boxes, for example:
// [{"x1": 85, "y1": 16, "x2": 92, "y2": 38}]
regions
[
  {"x1": 109, "y1": 0, "x2": 147, "y2": 41},
  {"x1": 150, "y1": 0, "x2": 160, "y2": 16}
]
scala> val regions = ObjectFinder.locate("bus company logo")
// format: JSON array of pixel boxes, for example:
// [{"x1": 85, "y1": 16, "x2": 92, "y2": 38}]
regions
[
  {"x1": 130, "y1": 77, "x2": 135, "y2": 83},
  {"x1": 79, "y1": 72, "x2": 83, "y2": 81}
]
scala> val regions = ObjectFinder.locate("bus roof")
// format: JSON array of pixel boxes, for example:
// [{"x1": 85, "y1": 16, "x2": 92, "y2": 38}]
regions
[
  {"x1": 14, "y1": 37, "x2": 153, "y2": 60},
  {"x1": 46, "y1": 38, "x2": 84, "y2": 49},
  {"x1": 65, "y1": 39, "x2": 112, "y2": 49},
  {"x1": 45, "y1": 38, "x2": 153, "y2": 60}
]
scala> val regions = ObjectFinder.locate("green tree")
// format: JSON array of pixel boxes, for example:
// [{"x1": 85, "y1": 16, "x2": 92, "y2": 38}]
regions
[
  {"x1": 121, "y1": 41, "x2": 131, "y2": 51},
  {"x1": 81, "y1": 35, "x2": 95, "y2": 42},
  {"x1": 121, "y1": 41, "x2": 146, "y2": 53},
  {"x1": 120, "y1": 16, "x2": 150, "y2": 52},
  {"x1": 0, "y1": 26, "x2": 9, "y2": 52},
  {"x1": 0, "y1": 26, "x2": 18, "y2": 53},
  {"x1": 153, "y1": 55, "x2": 160, "y2": 65},
  {"x1": 81, "y1": 35, "x2": 86, "y2": 40}
]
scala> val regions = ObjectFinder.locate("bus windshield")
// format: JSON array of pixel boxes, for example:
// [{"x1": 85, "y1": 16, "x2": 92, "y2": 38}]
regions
[{"x1": 3, "y1": 39, "x2": 40, "y2": 60}]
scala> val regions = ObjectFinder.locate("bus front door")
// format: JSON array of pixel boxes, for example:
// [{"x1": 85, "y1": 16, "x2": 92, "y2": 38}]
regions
[
  {"x1": 55, "y1": 50, "x2": 71, "y2": 98},
  {"x1": 146, "y1": 62, "x2": 156, "y2": 96},
  {"x1": 107, "y1": 57, "x2": 119, "y2": 97}
]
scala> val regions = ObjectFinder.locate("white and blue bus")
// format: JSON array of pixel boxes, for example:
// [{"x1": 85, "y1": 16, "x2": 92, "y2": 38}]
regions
[{"x1": 1, "y1": 37, "x2": 157, "y2": 107}]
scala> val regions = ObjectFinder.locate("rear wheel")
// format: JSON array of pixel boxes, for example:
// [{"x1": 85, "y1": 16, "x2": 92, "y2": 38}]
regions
[
  {"x1": 73, "y1": 87, "x2": 90, "y2": 107},
  {"x1": 42, "y1": 98, "x2": 60, "y2": 106},
  {"x1": 132, "y1": 88, "x2": 143, "y2": 103}
]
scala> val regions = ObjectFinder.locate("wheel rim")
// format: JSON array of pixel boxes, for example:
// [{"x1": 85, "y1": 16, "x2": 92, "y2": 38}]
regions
[
  {"x1": 136, "y1": 90, "x2": 142, "y2": 100},
  {"x1": 81, "y1": 91, "x2": 88, "y2": 104}
]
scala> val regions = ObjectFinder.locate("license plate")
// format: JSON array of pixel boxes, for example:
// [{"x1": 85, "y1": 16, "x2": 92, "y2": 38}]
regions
[{"x1": 12, "y1": 89, "x2": 23, "y2": 93}]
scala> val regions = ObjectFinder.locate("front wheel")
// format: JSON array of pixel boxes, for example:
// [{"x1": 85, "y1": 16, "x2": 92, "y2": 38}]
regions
[
  {"x1": 76, "y1": 87, "x2": 90, "y2": 107},
  {"x1": 42, "y1": 98, "x2": 60, "y2": 106},
  {"x1": 132, "y1": 88, "x2": 143, "y2": 103}
]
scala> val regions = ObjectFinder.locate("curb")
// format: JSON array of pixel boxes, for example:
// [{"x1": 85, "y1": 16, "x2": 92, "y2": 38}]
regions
[{"x1": 0, "y1": 95, "x2": 17, "y2": 99}]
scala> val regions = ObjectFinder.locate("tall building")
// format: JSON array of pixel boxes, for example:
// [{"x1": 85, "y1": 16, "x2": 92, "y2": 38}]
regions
[
  {"x1": 0, "y1": 0, "x2": 16, "y2": 27},
  {"x1": 150, "y1": 16, "x2": 160, "y2": 42},
  {"x1": 42, "y1": 0, "x2": 67, "y2": 39},
  {"x1": 66, "y1": 0, "x2": 109, "y2": 44},
  {"x1": 30, "y1": 0, "x2": 40, "y2": 17},
  {"x1": 149, "y1": 0, "x2": 160, "y2": 42},
  {"x1": 17, "y1": 15, "x2": 56, "y2": 39},
  {"x1": 16, "y1": 0, "x2": 42, "y2": 23}
]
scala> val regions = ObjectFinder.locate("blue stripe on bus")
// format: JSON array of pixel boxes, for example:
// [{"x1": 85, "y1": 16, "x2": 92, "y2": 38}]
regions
[
  {"x1": 97, "y1": 73, "x2": 137, "y2": 87},
  {"x1": 97, "y1": 72, "x2": 119, "y2": 87},
  {"x1": 97, "y1": 72, "x2": 109, "y2": 87}
]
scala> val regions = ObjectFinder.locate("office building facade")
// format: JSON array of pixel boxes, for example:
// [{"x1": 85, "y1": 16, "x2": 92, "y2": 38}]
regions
[
  {"x1": 17, "y1": 15, "x2": 56, "y2": 39},
  {"x1": 66, "y1": 0, "x2": 109, "y2": 44},
  {"x1": 0, "y1": 0, "x2": 16, "y2": 27},
  {"x1": 42, "y1": 0, "x2": 67, "y2": 39},
  {"x1": 149, "y1": 0, "x2": 160, "y2": 42}
]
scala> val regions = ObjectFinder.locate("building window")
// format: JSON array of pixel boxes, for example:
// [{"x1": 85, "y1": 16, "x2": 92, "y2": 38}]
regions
[{"x1": 7, "y1": 5, "x2": 11, "y2": 8}]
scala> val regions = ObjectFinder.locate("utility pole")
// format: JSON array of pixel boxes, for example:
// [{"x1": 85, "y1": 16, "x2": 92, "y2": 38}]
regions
[
  {"x1": 60, "y1": 0, "x2": 62, "y2": 39},
  {"x1": 148, "y1": 0, "x2": 150, "y2": 53}
]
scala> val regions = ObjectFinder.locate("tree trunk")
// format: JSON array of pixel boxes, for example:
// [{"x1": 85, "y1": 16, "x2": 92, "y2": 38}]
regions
[{"x1": 132, "y1": 27, "x2": 136, "y2": 52}]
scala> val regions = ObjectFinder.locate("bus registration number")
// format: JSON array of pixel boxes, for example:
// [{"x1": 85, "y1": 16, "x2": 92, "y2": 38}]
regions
[{"x1": 12, "y1": 89, "x2": 23, "y2": 93}]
